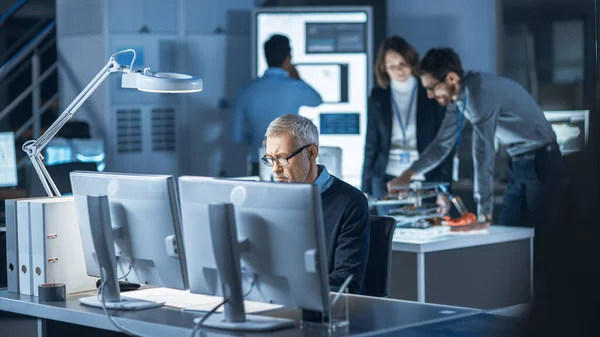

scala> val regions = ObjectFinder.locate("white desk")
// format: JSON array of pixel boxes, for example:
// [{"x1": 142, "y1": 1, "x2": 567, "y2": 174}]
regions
[{"x1": 390, "y1": 225, "x2": 534, "y2": 310}]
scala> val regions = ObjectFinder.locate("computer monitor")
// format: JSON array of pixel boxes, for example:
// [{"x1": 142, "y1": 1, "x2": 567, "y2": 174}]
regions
[
  {"x1": 46, "y1": 138, "x2": 106, "y2": 171},
  {"x1": 294, "y1": 63, "x2": 348, "y2": 103},
  {"x1": 544, "y1": 110, "x2": 589, "y2": 155},
  {"x1": 0, "y1": 132, "x2": 18, "y2": 188},
  {"x1": 70, "y1": 171, "x2": 188, "y2": 310},
  {"x1": 254, "y1": 7, "x2": 373, "y2": 188},
  {"x1": 178, "y1": 177, "x2": 330, "y2": 326}
]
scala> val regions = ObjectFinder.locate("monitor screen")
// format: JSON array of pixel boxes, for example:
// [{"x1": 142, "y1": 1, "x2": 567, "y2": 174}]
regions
[
  {"x1": 543, "y1": 110, "x2": 588, "y2": 155},
  {"x1": 179, "y1": 176, "x2": 330, "y2": 312},
  {"x1": 295, "y1": 63, "x2": 348, "y2": 103},
  {"x1": 305, "y1": 22, "x2": 366, "y2": 53},
  {"x1": 254, "y1": 8, "x2": 371, "y2": 187},
  {"x1": 70, "y1": 171, "x2": 187, "y2": 290},
  {"x1": 320, "y1": 113, "x2": 360, "y2": 134},
  {"x1": 0, "y1": 132, "x2": 18, "y2": 187}
]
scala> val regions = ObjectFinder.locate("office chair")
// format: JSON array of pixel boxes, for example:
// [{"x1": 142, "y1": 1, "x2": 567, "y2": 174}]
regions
[{"x1": 363, "y1": 215, "x2": 397, "y2": 297}]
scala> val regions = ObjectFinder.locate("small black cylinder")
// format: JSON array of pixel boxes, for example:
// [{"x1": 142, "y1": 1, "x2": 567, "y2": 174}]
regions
[{"x1": 38, "y1": 283, "x2": 66, "y2": 302}]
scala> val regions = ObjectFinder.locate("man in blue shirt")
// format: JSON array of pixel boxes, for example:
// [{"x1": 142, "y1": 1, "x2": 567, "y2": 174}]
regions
[
  {"x1": 262, "y1": 114, "x2": 370, "y2": 294},
  {"x1": 231, "y1": 34, "x2": 323, "y2": 175}
]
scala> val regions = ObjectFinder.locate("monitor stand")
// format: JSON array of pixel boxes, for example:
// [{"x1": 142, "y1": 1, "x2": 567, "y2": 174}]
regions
[
  {"x1": 195, "y1": 203, "x2": 294, "y2": 331},
  {"x1": 78, "y1": 195, "x2": 164, "y2": 310}
]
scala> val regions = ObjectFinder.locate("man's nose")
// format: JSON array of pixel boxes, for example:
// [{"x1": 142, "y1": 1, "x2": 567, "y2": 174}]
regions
[{"x1": 271, "y1": 162, "x2": 282, "y2": 172}]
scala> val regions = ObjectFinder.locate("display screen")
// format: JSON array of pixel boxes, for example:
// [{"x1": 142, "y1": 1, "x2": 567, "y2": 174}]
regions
[
  {"x1": 0, "y1": 132, "x2": 18, "y2": 187},
  {"x1": 295, "y1": 63, "x2": 348, "y2": 103},
  {"x1": 305, "y1": 22, "x2": 366, "y2": 53},
  {"x1": 254, "y1": 9, "x2": 370, "y2": 187},
  {"x1": 320, "y1": 113, "x2": 360, "y2": 135},
  {"x1": 543, "y1": 110, "x2": 588, "y2": 155}
]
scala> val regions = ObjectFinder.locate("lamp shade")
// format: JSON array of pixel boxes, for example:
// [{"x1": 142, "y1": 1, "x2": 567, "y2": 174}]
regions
[{"x1": 121, "y1": 69, "x2": 203, "y2": 93}]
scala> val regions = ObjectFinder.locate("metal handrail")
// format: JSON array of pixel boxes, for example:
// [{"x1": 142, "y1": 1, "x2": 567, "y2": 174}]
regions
[
  {"x1": 0, "y1": 20, "x2": 55, "y2": 80},
  {"x1": 0, "y1": 34, "x2": 56, "y2": 92},
  {"x1": 15, "y1": 93, "x2": 58, "y2": 139},
  {"x1": 0, "y1": 0, "x2": 28, "y2": 27},
  {"x1": 2, "y1": 17, "x2": 50, "y2": 63},
  {"x1": 0, "y1": 61, "x2": 57, "y2": 122}
]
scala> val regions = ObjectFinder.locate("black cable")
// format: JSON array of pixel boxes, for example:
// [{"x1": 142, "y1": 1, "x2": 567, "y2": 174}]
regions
[
  {"x1": 190, "y1": 298, "x2": 229, "y2": 337},
  {"x1": 243, "y1": 280, "x2": 255, "y2": 298},
  {"x1": 118, "y1": 265, "x2": 133, "y2": 280}
]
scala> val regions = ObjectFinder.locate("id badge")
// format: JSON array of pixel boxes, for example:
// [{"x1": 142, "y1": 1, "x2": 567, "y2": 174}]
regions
[
  {"x1": 452, "y1": 154, "x2": 460, "y2": 181},
  {"x1": 399, "y1": 152, "x2": 411, "y2": 164}
]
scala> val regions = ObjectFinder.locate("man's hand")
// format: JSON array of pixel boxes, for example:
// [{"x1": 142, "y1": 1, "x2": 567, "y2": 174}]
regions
[
  {"x1": 477, "y1": 213, "x2": 492, "y2": 226},
  {"x1": 286, "y1": 64, "x2": 300, "y2": 80},
  {"x1": 387, "y1": 169, "x2": 415, "y2": 195},
  {"x1": 436, "y1": 194, "x2": 451, "y2": 215},
  {"x1": 451, "y1": 222, "x2": 490, "y2": 232}
]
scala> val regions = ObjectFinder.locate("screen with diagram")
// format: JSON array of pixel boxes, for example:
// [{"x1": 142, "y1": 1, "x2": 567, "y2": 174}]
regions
[
  {"x1": 295, "y1": 63, "x2": 348, "y2": 103},
  {"x1": 254, "y1": 9, "x2": 371, "y2": 186},
  {"x1": 305, "y1": 22, "x2": 366, "y2": 53},
  {"x1": 0, "y1": 132, "x2": 18, "y2": 187}
]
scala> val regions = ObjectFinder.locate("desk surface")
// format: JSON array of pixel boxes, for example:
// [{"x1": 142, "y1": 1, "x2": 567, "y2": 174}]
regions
[
  {"x1": 392, "y1": 225, "x2": 534, "y2": 253},
  {"x1": 374, "y1": 313, "x2": 521, "y2": 337},
  {"x1": 0, "y1": 290, "x2": 479, "y2": 337}
]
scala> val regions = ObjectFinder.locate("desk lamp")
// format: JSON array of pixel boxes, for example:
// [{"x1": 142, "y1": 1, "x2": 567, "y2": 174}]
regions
[{"x1": 22, "y1": 49, "x2": 202, "y2": 196}]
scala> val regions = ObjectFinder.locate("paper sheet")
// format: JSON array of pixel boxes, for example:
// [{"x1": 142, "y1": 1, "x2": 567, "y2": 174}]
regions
[{"x1": 121, "y1": 287, "x2": 283, "y2": 313}]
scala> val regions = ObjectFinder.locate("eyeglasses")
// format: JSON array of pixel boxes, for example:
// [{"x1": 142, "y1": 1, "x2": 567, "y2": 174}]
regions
[
  {"x1": 261, "y1": 144, "x2": 311, "y2": 167},
  {"x1": 386, "y1": 63, "x2": 410, "y2": 72},
  {"x1": 424, "y1": 75, "x2": 447, "y2": 93}
]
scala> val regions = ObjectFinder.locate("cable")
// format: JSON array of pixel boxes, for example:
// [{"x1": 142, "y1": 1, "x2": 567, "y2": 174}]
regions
[
  {"x1": 243, "y1": 278, "x2": 255, "y2": 298},
  {"x1": 189, "y1": 298, "x2": 229, "y2": 337},
  {"x1": 98, "y1": 281, "x2": 144, "y2": 337},
  {"x1": 118, "y1": 265, "x2": 133, "y2": 280},
  {"x1": 331, "y1": 275, "x2": 353, "y2": 306}
]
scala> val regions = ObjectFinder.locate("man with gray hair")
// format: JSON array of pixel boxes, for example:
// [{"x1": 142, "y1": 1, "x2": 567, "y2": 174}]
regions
[{"x1": 262, "y1": 114, "x2": 370, "y2": 294}]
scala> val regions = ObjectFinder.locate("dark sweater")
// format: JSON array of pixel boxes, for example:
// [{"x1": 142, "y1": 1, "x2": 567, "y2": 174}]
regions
[{"x1": 321, "y1": 176, "x2": 370, "y2": 294}]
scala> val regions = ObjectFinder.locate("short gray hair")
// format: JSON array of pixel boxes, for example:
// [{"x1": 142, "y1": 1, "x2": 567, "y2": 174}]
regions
[{"x1": 265, "y1": 114, "x2": 319, "y2": 147}]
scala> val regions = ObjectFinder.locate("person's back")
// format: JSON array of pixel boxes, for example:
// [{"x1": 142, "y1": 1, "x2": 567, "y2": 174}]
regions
[
  {"x1": 462, "y1": 71, "x2": 555, "y2": 156},
  {"x1": 320, "y1": 174, "x2": 370, "y2": 294},
  {"x1": 231, "y1": 34, "x2": 322, "y2": 170},
  {"x1": 234, "y1": 69, "x2": 322, "y2": 160}
]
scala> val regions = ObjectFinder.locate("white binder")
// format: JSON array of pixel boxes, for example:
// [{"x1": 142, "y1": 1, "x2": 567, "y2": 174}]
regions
[
  {"x1": 5, "y1": 199, "x2": 20, "y2": 293},
  {"x1": 16, "y1": 200, "x2": 33, "y2": 295},
  {"x1": 6, "y1": 197, "x2": 52, "y2": 293},
  {"x1": 29, "y1": 197, "x2": 97, "y2": 296}
]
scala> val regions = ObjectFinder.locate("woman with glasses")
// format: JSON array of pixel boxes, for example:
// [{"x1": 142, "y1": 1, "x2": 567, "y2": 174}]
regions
[{"x1": 361, "y1": 36, "x2": 453, "y2": 214}]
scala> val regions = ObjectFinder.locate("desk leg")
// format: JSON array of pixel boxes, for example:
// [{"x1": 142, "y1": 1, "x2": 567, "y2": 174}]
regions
[
  {"x1": 37, "y1": 318, "x2": 46, "y2": 337},
  {"x1": 417, "y1": 253, "x2": 425, "y2": 303},
  {"x1": 530, "y1": 237, "x2": 534, "y2": 301}
]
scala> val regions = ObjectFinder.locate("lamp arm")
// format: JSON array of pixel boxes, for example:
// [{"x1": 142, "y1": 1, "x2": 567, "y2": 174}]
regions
[{"x1": 22, "y1": 56, "x2": 125, "y2": 197}]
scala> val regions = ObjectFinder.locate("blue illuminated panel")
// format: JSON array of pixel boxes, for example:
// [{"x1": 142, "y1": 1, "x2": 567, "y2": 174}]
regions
[{"x1": 320, "y1": 113, "x2": 359, "y2": 135}]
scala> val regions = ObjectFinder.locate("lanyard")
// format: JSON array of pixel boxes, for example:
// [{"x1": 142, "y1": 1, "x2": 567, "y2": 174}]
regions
[
  {"x1": 455, "y1": 94, "x2": 468, "y2": 152},
  {"x1": 391, "y1": 84, "x2": 418, "y2": 147}
]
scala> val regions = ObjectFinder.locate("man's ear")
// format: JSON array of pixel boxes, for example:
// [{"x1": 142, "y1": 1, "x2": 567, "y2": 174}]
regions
[
  {"x1": 308, "y1": 144, "x2": 319, "y2": 161},
  {"x1": 446, "y1": 71, "x2": 461, "y2": 85}
]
